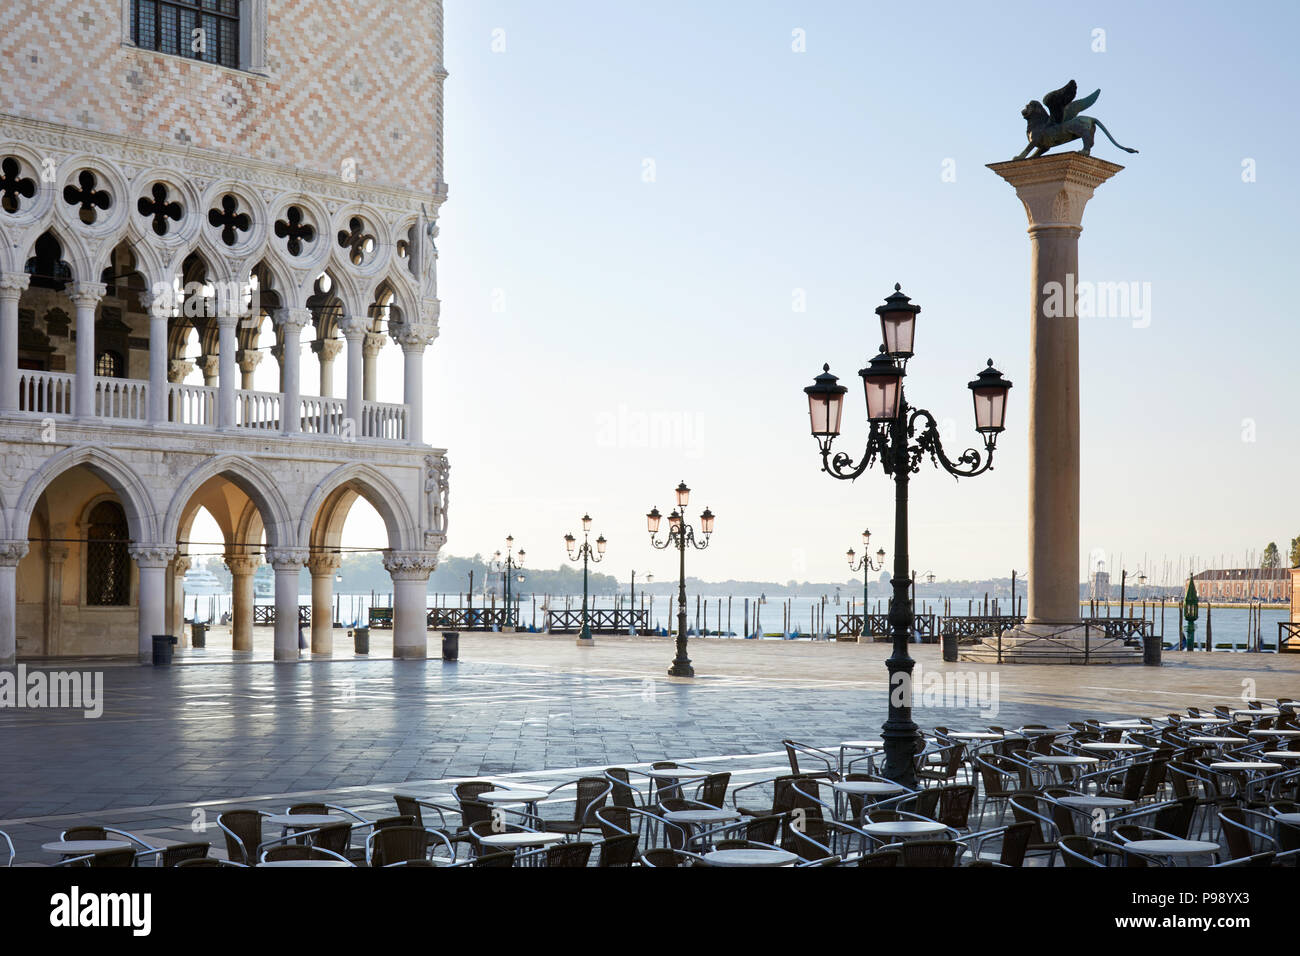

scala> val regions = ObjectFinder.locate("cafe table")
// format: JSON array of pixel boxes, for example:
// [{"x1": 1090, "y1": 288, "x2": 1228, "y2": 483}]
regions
[
  {"x1": 1231, "y1": 708, "x2": 1280, "y2": 718},
  {"x1": 1249, "y1": 729, "x2": 1300, "y2": 738},
  {"x1": 1121, "y1": 839, "x2": 1219, "y2": 865},
  {"x1": 1079, "y1": 742, "x2": 1144, "y2": 753},
  {"x1": 1178, "y1": 717, "x2": 1229, "y2": 726},
  {"x1": 266, "y1": 813, "x2": 351, "y2": 829},
  {"x1": 1030, "y1": 754, "x2": 1098, "y2": 785},
  {"x1": 1099, "y1": 721, "x2": 1153, "y2": 731},
  {"x1": 862, "y1": 820, "x2": 947, "y2": 846},
  {"x1": 838, "y1": 740, "x2": 883, "y2": 775},
  {"x1": 479, "y1": 830, "x2": 568, "y2": 865},
  {"x1": 1263, "y1": 751, "x2": 1300, "y2": 761},
  {"x1": 1056, "y1": 795, "x2": 1134, "y2": 832},
  {"x1": 1209, "y1": 761, "x2": 1284, "y2": 801},
  {"x1": 703, "y1": 847, "x2": 799, "y2": 867},
  {"x1": 662, "y1": 808, "x2": 740, "y2": 851},
  {"x1": 830, "y1": 778, "x2": 907, "y2": 821},
  {"x1": 42, "y1": 839, "x2": 133, "y2": 857},
  {"x1": 478, "y1": 788, "x2": 548, "y2": 826},
  {"x1": 258, "y1": 859, "x2": 352, "y2": 867}
]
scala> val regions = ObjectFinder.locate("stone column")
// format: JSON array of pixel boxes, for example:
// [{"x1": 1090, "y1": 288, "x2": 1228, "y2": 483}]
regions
[
  {"x1": 384, "y1": 551, "x2": 437, "y2": 659},
  {"x1": 362, "y1": 331, "x2": 386, "y2": 402},
  {"x1": 44, "y1": 544, "x2": 68, "y2": 657},
  {"x1": 341, "y1": 318, "x2": 366, "y2": 434},
  {"x1": 143, "y1": 291, "x2": 169, "y2": 425},
  {"x1": 130, "y1": 545, "x2": 177, "y2": 663},
  {"x1": 307, "y1": 552, "x2": 341, "y2": 656},
  {"x1": 395, "y1": 325, "x2": 433, "y2": 445},
  {"x1": 988, "y1": 153, "x2": 1123, "y2": 649},
  {"x1": 169, "y1": 554, "x2": 191, "y2": 642},
  {"x1": 198, "y1": 354, "x2": 220, "y2": 387},
  {"x1": 312, "y1": 338, "x2": 343, "y2": 398},
  {"x1": 217, "y1": 315, "x2": 238, "y2": 428},
  {"x1": 70, "y1": 281, "x2": 106, "y2": 419},
  {"x1": 237, "y1": 350, "x2": 263, "y2": 391},
  {"x1": 266, "y1": 547, "x2": 307, "y2": 661},
  {"x1": 278, "y1": 309, "x2": 309, "y2": 435},
  {"x1": 225, "y1": 553, "x2": 257, "y2": 652},
  {"x1": 0, "y1": 540, "x2": 29, "y2": 667},
  {"x1": 0, "y1": 272, "x2": 31, "y2": 411}
]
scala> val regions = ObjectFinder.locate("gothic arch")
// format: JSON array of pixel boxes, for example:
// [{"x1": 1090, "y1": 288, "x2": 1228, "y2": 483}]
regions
[
  {"x1": 161, "y1": 454, "x2": 294, "y2": 548},
  {"x1": 299, "y1": 461, "x2": 418, "y2": 554},
  {"x1": 14, "y1": 445, "x2": 157, "y2": 543}
]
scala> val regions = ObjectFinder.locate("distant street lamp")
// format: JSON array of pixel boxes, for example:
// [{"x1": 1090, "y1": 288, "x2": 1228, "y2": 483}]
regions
[
  {"x1": 565, "y1": 515, "x2": 606, "y2": 646},
  {"x1": 847, "y1": 529, "x2": 886, "y2": 632},
  {"x1": 647, "y1": 481, "x2": 714, "y2": 677},
  {"x1": 630, "y1": 570, "x2": 653, "y2": 635},
  {"x1": 804, "y1": 283, "x2": 1012, "y2": 787},
  {"x1": 489, "y1": 536, "x2": 525, "y2": 630}
]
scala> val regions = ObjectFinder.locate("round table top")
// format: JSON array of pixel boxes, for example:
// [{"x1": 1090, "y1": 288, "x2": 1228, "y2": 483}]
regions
[
  {"x1": 1231, "y1": 708, "x2": 1280, "y2": 717},
  {"x1": 1079, "y1": 742, "x2": 1144, "y2": 752},
  {"x1": 863, "y1": 820, "x2": 947, "y2": 837},
  {"x1": 948, "y1": 732, "x2": 1002, "y2": 741},
  {"x1": 1099, "y1": 721, "x2": 1153, "y2": 730},
  {"x1": 259, "y1": 859, "x2": 352, "y2": 867},
  {"x1": 703, "y1": 848, "x2": 799, "y2": 867},
  {"x1": 1030, "y1": 755, "x2": 1099, "y2": 765},
  {"x1": 1263, "y1": 751, "x2": 1300, "y2": 760},
  {"x1": 1209, "y1": 761, "x2": 1283, "y2": 772},
  {"x1": 1123, "y1": 839, "x2": 1219, "y2": 856},
  {"x1": 646, "y1": 768, "x2": 710, "y2": 780},
  {"x1": 479, "y1": 831, "x2": 568, "y2": 848},
  {"x1": 1016, "y1": 728, "x2": 1065, "y2": 736},
  {"x1": 266, "y1": 814, "x2": 351, "y2": 827},
  {"x1": 1249, "y1": 729, "x2": 1300, "y2": 737},
  {"x1": 479, "y1": 789, "x2": 547, "y2": 803},
  {"x1": 832, "y1": 780, "x2": 907, "y2": 795},
  {"x1": 1058, "y1": 795, "x2": 1135, "y2": 810},
  {"x1": 662, "y1": 808, "x2": 740, "y2": 825},
  {"x1": 1273, "y1": 812, "x2": 1300, "y2": 825},
  {"x1": 1189, "y1": 736, "x2": 1241, "y2": 744},
  {"x1": 1179, "y1": 717, "x2": 1229, "y2": 725},
  {"x1": 839, "y1": 740, "x2": 883, "y2": 749},
  {"x1": 42, "y1": 839, "x2": 132, "y2": 854}
]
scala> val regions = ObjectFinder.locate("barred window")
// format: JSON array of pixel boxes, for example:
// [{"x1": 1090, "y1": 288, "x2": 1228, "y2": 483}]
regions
[
  {"x1": 87, "y1": 502, "x2": 130, "y2": 607},
  {"x1": 95, "y1": 350, "x2": 123, "y2": 377},
  {"x1": 133, "y1": 0, "x2": 240, "y2": 70}
]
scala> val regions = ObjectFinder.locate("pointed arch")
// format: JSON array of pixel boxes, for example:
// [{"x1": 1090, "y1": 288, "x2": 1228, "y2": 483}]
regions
[
  {"x1": 14, "y1": 445, "x2": 157, "y2": 542},
  {"x1": 161, "y1": 454, "x2": 294, "y2": 548},
  {"x1": 299, "y1": 461, "x2": 419, "y2": 553}
]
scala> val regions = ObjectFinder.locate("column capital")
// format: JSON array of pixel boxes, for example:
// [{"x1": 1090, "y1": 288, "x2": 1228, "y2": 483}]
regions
[
  {"x1": 128, "y1": 544, "x2": 179, "y2": 568},
  {"x1": 339, "y1": 316, "x2": 369, "y2": 339},
  {"x1": 224, "y1": 553, "x2": 259, "y2": 576},
  {"x1": 236, "y1": 349, "x2": 264, "y2": 375},
  {"x1": 307, "y1": 552, "x2": 343, "y2": 576},
  {"x1": 46, "y1": 544, "x2": 70, "y2": 564},
  {"x1": 173, "y1": 555, "x2": 192, "y2": 576},
  {"x1": 168, "y1": 359, "x2": 195, "y2": 383},
  {"x1": 0, "y1": 540, "x2": 29, "y2": 565},
  {"x1": 393, "y1": 321, "x2": 437, "y2": 351},
  {"x1": 987, "y1": 153, "x2": 1124, "y2": 231},
  {"x1": 69, "y1": 281, "x2": 107, "y2": 308},
  {"x1": 198, "y1": 354, "x2": 220, "y2": 379},
  {"x1": 276, "y1": 308, "x2": 312, "y2": 334},
  {"x1": 311, "y1": 338, "x2": 345, "y2": 362},
  {"x1": 265, "y1": 546, "x2": 309, "y2": 570},
  {"x1": 362, "y1": 331, "x2": 388, "y2": 358},
  {"x1": 382, "y1": 550, "x2": 439, "y2": 580},
  {"x1": 0, "y1": 272, "x2": 31, "y2": 300}
]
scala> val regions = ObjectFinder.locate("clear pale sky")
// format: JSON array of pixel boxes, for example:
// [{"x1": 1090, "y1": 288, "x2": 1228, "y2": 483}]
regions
[{"x1": 197, "y1": 1, "x2": 1300, "y2": 587}]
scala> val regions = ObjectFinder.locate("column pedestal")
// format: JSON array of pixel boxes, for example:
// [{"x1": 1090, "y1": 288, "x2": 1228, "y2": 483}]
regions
[{"x1": 983, "y1": 151, "x2": 1136, "y2": 662}]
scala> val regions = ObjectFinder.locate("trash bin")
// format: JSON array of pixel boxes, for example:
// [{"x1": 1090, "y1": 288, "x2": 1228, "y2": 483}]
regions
[
  {"x1": 442, "y1": 631, "x2": 459, "y2": 662},
  {"x1": 942, "y1": 633, "x2": 959, "y2": 662},
  {"x1": 351, "y1": 626, "x2": 370, "y2": 655},
  {"x1": 191, "y1": 622, "x2": 206, "y2": 648},
  {"x1": 1142, "y1": 633, "x2": 1162, "y2": 666},
  {"x1": 152, "y1": 634, "x2": 177, "y2": 666}
]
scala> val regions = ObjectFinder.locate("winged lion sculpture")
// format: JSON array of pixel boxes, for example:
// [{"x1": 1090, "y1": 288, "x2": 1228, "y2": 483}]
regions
[{"x1": 1014, "y1": 80, "x2": 1138, "y2": 160}]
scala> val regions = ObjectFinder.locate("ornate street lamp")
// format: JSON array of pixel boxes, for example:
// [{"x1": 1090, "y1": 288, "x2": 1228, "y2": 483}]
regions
[
  {"x1": 565, "y1": 515, "x2": 605, "y2": 646},
  {"x1": 847, "y1": 527, "x2": 886, "y2": 632},
  {"x1": 647, "y1": 482, "x2": 714, "y2": 677},
  {"x1": 804, "y1": 283, "x2": 1012, "y2": 787},
  {"x1": 488, "y1": 537, "x2": 525, "y2": 630},
  {"x1": 630, "y1": 570, "x2": 653, "y2": 635}
]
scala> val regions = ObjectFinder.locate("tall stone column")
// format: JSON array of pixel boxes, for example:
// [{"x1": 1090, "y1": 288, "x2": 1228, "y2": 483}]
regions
[
  {"x1": 278, "y1": 309, "x2": 309, "y2": 435},
  {"x1": 341, "y1": 318, "x2": 366, "y2": 434},
  {"x1": 307, "y1": 552, "x2": 341, "y2": 656},
  {"x1": 384, "y1": 551, "x2": 437, "y2": 659},
  {"x1": 312, "y1": 338, "x2": 343, "y2": 397},
  {"x1": 169, "y1": 554, "x2": 191, "y2": 642},
  {"x1": 70, "y1": 281, "x2": 106, "y2": 419},
  {"x1": 43, "y1": 544, "x2": 68, "y2": 657},
  {"x1": 266, "y1": 547, "x2": 307, "y2": 661},
  {"x1": 362, "y1": 331, "x2": 386, "y2": 402},
  {"x1": 988, "y1": 153, "x2": 1123, "y2": 651},
  {"x1": 0, "y1": 272, "x2": 31, "y2": 411},
  {"x1": 395, "y1": 324, "x2": 433, "y2": 445},
  {"x1": 225, "y1": 553, "x2": 258, "y2": 652},
  {"x1": 130, "y1": 545, "x2": 177, "y2": 663},
  {"x1": 0, "y1": 540, "x2": 29, "y2": 667},
  {"x1": 217, "y1": 315, "x2": 238, "y2": 428},
  {"x1": 143, "y1": 291, "x2": 169, "y2": 425}
]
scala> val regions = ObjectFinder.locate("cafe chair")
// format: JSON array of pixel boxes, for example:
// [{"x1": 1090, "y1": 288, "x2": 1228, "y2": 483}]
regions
[
  {"x1": 133, "y1": 841, "x2": 212, "y2": 867},
  {"x1": 217, "y1": 810, "x2": 272, "y2": 867}
]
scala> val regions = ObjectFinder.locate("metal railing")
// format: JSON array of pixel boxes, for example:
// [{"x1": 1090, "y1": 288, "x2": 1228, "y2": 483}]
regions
[
  {"x1": 984, "y1": 618, "x2": 1153, "y2": 664},
  {"x1": 251, "y1": 605, "x2": 311, "y2": 626},
  {"x1": 835, "y1": 612, "x2": 938, "y2": 640},
  {"x1": 426, "y1": 607, "x2": 517, "y2": 631},
  {"x1": 544, "y1": 607, "x2": 650, "y2": 634},
  {"x1": 940, "y1": 614, "x2": 1026, "y2": 643}
]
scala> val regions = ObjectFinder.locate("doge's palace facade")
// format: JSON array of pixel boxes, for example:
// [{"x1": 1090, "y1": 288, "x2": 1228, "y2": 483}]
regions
[{"x1": 0, "y1": 0, "x2": 450, "y2": 663}]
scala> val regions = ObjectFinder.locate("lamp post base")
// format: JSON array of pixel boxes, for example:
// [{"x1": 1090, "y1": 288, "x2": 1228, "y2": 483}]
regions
[
  {"x1": 575, "y1": 636, "x2": 595, "y2": 646},
  {"x1": 667, "y1": 661, "x2": 694, "y2": 678}
]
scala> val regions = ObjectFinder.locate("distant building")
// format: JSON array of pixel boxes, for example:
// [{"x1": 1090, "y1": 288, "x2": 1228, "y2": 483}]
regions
[
  {"x1": 1192, "y1": 569, "x2": 1291, "y2": 603},
  {"x1": 1089, "y1": 569, "x2": 1110, "y2": 601}
]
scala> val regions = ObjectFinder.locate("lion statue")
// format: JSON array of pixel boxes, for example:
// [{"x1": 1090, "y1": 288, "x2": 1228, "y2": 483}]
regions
[{"x1": 1014, "y1": 80, "x2": 1138, "y2": 160}]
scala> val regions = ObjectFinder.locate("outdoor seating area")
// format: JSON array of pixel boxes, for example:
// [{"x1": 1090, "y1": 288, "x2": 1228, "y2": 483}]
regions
[{"x1": 5, "y1": 697, "x2": 1297, "y2": 869}]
